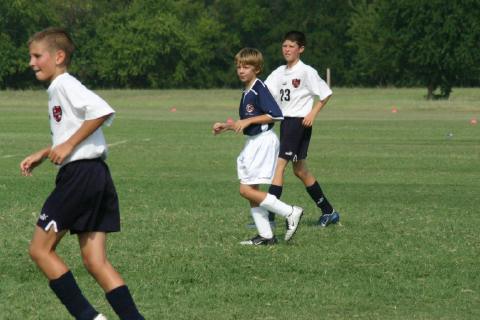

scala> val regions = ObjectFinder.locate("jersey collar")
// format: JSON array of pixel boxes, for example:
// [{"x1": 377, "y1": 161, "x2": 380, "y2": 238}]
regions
[{"x1": 284, "y1": 60, "x2": 304, "y2": 74}]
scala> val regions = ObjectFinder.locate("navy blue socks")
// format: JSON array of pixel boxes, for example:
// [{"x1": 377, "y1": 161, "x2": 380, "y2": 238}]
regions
[
  {"x1": 106, "y1": 285, "x2": 144, "y2": 320},
  {"x1": 49, "y1": 271, "x2": 98, "y2": 320},
  {"x1": 306, "y1": 181, "x2": 333, "y2": 215}
]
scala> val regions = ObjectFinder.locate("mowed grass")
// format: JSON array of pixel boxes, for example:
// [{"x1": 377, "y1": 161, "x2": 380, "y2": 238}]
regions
[{"x1": 0, "y1": 88, "x2": 479, "y2": 319}]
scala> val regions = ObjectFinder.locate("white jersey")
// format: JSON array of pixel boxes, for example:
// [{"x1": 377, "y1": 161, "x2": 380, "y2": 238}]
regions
[
  {"x1": 265, "y1": 60, "x2": 332, "y2": 117},
  {"x1": 47, "y1": 73, "x2": 115, "y2": 166}
]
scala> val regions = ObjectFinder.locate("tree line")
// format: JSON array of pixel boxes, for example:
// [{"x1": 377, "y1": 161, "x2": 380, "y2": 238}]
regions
[{"x1": 1, "y1": 0, "x2": 479, "y2": 98}]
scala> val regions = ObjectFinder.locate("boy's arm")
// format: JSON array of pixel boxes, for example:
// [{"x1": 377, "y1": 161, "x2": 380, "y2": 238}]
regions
[
  {"x1": 302, "y1": 95, "x2": 331, "y2": 127},
  {"x1": 48, "y1": 114, "x2": 111, "y2": 165},
  {"x1": 212, "y1": 122, "x2": 233, "y2": 135},
  {"x1": 213, "y1": 115, "x2": 274, "y2": 135},
  {"x1": 233, "y1": 115, "x2": 273, "y2": 133},
  {"x1": 20, "y1": 146, "x2": 51, "y2": 176}
]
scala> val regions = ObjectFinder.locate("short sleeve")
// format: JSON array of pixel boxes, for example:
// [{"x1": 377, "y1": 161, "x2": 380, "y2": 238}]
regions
[
  {"x1": 257, "y1": 82, "x2": 283, "y2": 120},
  {"x1": 306, "y1": 68, "x2": 332, "y2": 101},
  {"x1": 264, "y1": 72, "x2": 279, "y2": 101},
  {"x1": 61, "y1": 80, "x2": 115, "y2": 126}
]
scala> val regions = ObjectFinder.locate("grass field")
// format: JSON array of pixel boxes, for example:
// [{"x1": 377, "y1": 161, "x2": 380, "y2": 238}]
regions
[{"x1": 0, "y1": 88, "x2": 479, "y2": 319}]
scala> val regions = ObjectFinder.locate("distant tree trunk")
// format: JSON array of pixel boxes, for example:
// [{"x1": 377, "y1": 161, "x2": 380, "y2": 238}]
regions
[
  {"x1": 427, "y1": 84, "x2": 435, "y2": 100},
  {"x1": 426, "y1": 83, "x2": 451, "y2": 100}
]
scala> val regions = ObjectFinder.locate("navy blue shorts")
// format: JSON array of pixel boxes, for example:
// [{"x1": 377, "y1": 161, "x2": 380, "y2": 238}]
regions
[
  {"x1": 279, "y1": 117, "x2": 312, "y2": 161},
  {"x1": 37, "y1": 158, "x2": 120, "y2": 234}
]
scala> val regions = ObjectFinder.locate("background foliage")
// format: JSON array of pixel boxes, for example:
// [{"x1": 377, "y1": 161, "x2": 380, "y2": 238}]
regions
[{"x1": 1, "y1": 0, "x2": 479, "y2": 97}]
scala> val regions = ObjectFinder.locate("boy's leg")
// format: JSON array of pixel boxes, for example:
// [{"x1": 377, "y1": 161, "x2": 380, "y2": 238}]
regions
[
  {"x1": 242, "y1": 186, "x2": 274, "y2": 240},
  {"x1": 292, "y1": 160, "x2": 339, "y2": 226},
  {"x1": 270, "y1": 158, "x2": 289, "y2": 187},
  {"x1": 29, "y1": 226, "x2": 68, "y2": 279},
  {"x1": 29, "y1": 226, "x2": 99, "y2": 320},
  {"x1": 78, "y1": 232, "x2": 124, "y2": 292},
  {"x1": 240, "y1": 184, "x2": 303, "y2": 241},
  {"x1": 267, "y1": 158, "x2": 289, "y2": 221},
  {"x1": 79, "y1": 232, "x2": 144, "y2": 320},
  {"x1": 241, "y1": 206, "x2": 276, "y2": 245},
  {"x1": 239, "y1": 184, "x2": 290, "y2": 216},
  {"x1": 241, "y1": 185, "x2": 274, "y2": 240}
]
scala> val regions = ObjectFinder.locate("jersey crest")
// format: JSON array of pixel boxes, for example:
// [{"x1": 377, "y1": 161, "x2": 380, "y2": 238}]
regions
[
  {"x1": 292, "y1": 79, "x2": 301, "y2": 88},
  {"x1": 52, "y1": 106, "x2": 62, "y2": 122},
  {"x1": 246, "y1": 104, "x2": 255, "y2": 113}
]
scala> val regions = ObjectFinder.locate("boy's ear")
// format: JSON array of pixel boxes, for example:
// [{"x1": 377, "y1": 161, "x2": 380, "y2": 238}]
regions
[
  {"x1": 299, "y1": 46, "x2": 305, "y2": 54},
  {"x1": 55, "y1": 50, "x2": 66, "y2": 66}
]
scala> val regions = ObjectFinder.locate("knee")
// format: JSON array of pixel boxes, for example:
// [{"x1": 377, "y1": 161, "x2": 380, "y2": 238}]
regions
[
  {"x1": 81, "y1": 254, "x2": 107, "y2": 274},
  {"x1": 29, "y1": 242, "x2": 45, "y2": 264},
  {"x1": 239, "y1": 186, "x2": 248, "y2": 199},
  {"x1": 293, "y1": 167, "x2": 309, "y2": 180}
]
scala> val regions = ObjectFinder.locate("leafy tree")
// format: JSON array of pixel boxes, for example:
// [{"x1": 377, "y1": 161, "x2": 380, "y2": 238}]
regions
[
  {"x1": 0, "y1": 1, "x2": 55, "y2": 88},
  {"x1": 349, "y1": 0, "x2": 480, "y2": 99},
  {"x1": 89, "y1": 0, "x2": 234, "y2": 88},
  {"x1": 208, "y1": 0, "x2": 353, "y2": 85},
  {"x1": 261, "y1": 0, "x2": 353, "y2": 85},
  {"x1": 348, "y1": 1, "x2": 398, "y2": 86}
]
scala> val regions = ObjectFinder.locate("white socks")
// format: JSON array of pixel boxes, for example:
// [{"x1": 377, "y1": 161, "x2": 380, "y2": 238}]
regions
[
  {"x1": 251, "y1": 207, "x2": 273, "y2": 239},
  {"x1": 260, "y1": 193, "x2": 293, "y2": 217}
]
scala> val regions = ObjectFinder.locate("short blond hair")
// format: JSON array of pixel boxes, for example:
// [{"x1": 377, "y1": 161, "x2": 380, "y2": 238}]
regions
[
  {"x1": 28, "y1": 27, "x2": 75, "y2": 67},
  {"x1": 234, "y1": 48, "x2": 263, "y2": 74}
]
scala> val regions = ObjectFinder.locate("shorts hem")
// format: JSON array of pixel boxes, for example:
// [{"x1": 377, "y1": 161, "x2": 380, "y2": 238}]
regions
[
  {"x1": 70, "y1": 229, "x2": 121, "y2": 235},
  {"x1": 240, "y1": 178, "x2": 272, "y2": 185},
  {"x1": 279, "y1": 154, "x2": 306, "y2": 162}
]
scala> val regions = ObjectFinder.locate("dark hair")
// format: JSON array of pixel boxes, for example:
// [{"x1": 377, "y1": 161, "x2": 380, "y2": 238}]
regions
[
  {"x1": 283, "y1": 31, "x2": 306, "y2": 47},
  {"x1": 28, "y1": 27, "x2": 75, "y2": 67}
]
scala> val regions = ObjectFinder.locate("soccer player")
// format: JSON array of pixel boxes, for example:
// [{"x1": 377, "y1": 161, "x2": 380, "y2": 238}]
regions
[
  {"x1": 265, "y1": 31, "x2": 340, "y2": 227},
  {"x1": 213, "y1": 48, "x2": 304, "y2": 245},
  {"x1": 21, "y1": 27, "x2": 144, "y2": 320}
]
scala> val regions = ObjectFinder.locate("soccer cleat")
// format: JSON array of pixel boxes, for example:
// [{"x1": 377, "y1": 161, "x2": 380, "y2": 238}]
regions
[
  {"x1": 318, "y1": 210, "x2": 340, "y2": 227},
  {"x1": 93, "y1": 314, "x2": 107, "y2": 320},
  {"x1": 240, "y1": 234, "x2": 278, "y2": 245},
  {"x1": 285, "y1": 206, "x2": 304, "y2": 241},
  {"x1": 246, "y1": 221, "x2": 276, "y2": 229}
]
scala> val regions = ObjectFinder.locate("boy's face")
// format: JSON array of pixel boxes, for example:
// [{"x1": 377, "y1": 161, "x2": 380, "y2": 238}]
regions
[
  {"x1": 29, "y1": 40, "x2": 65, "y2": 82},
  {"x1": 236, "y1": 63, "x2": 258, "y2": 86},
  {"x1": 282, "y1": 40, "x2": 304, "y2": 65}
]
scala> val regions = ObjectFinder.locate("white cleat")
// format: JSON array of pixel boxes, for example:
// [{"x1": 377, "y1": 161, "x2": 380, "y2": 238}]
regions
[
  {"x1": 285, "y1": 206, "x2": 304, "y2": 241},
  {"x1": 94, "y1": 314, "x2": 108, "y2": 320}
]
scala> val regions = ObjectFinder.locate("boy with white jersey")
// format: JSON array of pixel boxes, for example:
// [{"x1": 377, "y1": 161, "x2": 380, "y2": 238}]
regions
[
  {"x1": 265, "y1": 31, "x2": 340, "y2": 227},
  {"x1": 21, "y1": 27, "x2": 144, "y2": 320},
  {"x1": 213, "y1": 48, "x2": 304, "y2": 245}
]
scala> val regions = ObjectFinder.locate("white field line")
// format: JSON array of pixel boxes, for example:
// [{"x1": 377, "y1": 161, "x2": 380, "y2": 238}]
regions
[
  {"x1": 2, "y1": 139, "x2": 135, "y2": 158},
  {"x1": 108, "y1": 140, "x2": 128, "y2": 147}
]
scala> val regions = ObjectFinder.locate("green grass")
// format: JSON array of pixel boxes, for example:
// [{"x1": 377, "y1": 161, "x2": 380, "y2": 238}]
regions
[{"x1": 1, "y1": 88, "x2": 479, "y2": 319}]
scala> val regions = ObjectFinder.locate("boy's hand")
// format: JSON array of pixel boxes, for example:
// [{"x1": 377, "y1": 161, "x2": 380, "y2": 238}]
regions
[
  {"x1": 20, "y1": 149, "x2": 49, "y2": 176},
  {"x1": 302, "y1": 112, "x2": 316, "y2": 127},
  {"x1": 48, "y1": 141, "x2": 74, "y2": 165},
  {"x1": 233, "y1": 119, "x2": 249, "y2": 133},
  {"x1": 213, "y1": 122, "x2": 227, "y2": 135}
]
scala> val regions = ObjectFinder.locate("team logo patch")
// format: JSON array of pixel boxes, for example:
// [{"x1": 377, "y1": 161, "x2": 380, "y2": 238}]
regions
[
  {"x1": 246, "y1": 104, "x2": 255, "y2": 113},
  {"x1": 292, "y1": 79, "x2": 301, "y2": 88},
  {"x1": 52, "y1": 106, "x2": 62, "y2": 122}
]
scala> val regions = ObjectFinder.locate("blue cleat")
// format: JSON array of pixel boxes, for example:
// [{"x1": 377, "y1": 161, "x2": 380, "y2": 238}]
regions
[{"x1": 318, "y1": 211, "x2": 340, "y2": 227}]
